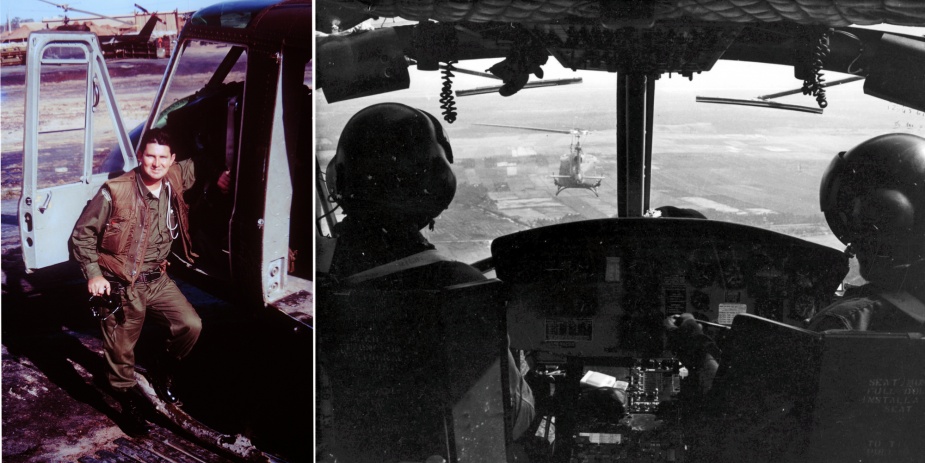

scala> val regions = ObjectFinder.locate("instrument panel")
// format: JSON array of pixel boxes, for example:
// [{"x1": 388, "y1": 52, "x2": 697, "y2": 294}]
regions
[{"x1": 492, "y1": 218, "x2": 848, "y2": 357}]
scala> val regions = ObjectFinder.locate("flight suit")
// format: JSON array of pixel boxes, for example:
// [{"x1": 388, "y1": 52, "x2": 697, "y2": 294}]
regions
[
  {"x1": 71, "y1": 160, "x2": 201, "y2": 390},
  {"x1": 328, "y1": 217, "x2": 537, "y2": 439},
  {"x1": 807, "y1": 283, "x2": 925, "y2": 333},
  {"x1": 808, "y1": 260, "x2": 925, "y2": 333}
]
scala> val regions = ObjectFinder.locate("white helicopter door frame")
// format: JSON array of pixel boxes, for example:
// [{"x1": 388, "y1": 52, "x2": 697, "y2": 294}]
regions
[{"x1": 19, "y1": 31, "x2": 136, "y2": 272}]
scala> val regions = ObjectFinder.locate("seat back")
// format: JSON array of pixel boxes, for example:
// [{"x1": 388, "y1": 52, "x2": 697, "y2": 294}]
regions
[
  {"x1": 700, "y1": 314, "x2": 822, "y2": 461},
  {"x1": 319, "y1": 279, "x2": 511, "y2": 463},
  {"x1": 710, "y1": 313, "x2": 822, "y2": 409},
  {"x1": 806, "y1": 331, "x2": 925, "y2": 463},
  {"x1": 705, "y1": 315, "x2": 925, "y2": 463}
]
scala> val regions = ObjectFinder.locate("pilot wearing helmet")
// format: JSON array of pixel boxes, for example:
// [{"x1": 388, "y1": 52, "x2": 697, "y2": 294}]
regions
[
  {"x1": 662, "y1": 133, "x2": 925, "y2": 462},
  {"x1": 325, "y1": 102, "x2": 481, "y2": 286},
  {"x1": 808, "y1": 132, "x2": 925, "y2": 331},
  {"x1": 322, "y1": 103, "x2": 536, "y2": 441}
]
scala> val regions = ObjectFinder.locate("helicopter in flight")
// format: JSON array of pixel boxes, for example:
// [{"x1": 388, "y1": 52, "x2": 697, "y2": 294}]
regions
[
  {"x1": 475, "y1": 123, "x2": 606, "y2": 196},
  {"x1": 315, "y1": 0, "x2": 925, "y2": 462}
]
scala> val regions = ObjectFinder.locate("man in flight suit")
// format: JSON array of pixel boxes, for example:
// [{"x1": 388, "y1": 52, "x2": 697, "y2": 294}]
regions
[
  {"x1": 665, "y1": 133, "x2": 925, "y2": 462},
  {"x1": 668, "y1": 132, "x2": 925, "y2": 386},
  {"x1": 71, "y1": 128, "x2": 225, "y2": 435},
  {"x1": 323, "y1": 103, "x2": 536, "y2": 448}
]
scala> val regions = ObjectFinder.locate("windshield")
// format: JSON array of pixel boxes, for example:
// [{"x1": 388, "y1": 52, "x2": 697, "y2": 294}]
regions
[
  {"x1": 316, "y1": 56, "x2": 925, "y2": 281},
  {"x1": 153, "y1": 40, "x2": 247, "y2": 129}
]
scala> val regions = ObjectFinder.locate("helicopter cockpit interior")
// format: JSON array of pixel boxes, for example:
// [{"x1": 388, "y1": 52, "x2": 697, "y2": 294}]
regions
[
  {"x1": 315, "y1": 1, "x2": 925, "y2": 462},
  {"x1": 488, "y1": 217, "x2": 850, "y2": 461},
  {"x1": 494, "y1": 218, "x2": 847, "y2": 358}
]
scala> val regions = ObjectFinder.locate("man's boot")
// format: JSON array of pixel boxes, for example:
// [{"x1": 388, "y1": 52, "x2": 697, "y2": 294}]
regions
[
  {"x1": 116, "y1": 387, "x2": 151, "y2": 437},
  {"x1": 152, "y1": 355, "x2": 180, "y2": 404}
]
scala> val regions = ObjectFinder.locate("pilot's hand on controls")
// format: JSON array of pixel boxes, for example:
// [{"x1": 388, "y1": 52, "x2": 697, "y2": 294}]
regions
[
  {"x1": 216, "y1": 170, "x2": 232, "y2": 194},
  {"x1": 665, "y1": 313, "x2": 702, "y2": 336},
  {"x1": 666, "y1": 314, "x2": 720, "y2": 381},
  {"x1": 88, "y1": 276, "x2": 111, "y2": 296},
  {"x1": 664, "y1": 314, "x2": 683, "y2": 331}
]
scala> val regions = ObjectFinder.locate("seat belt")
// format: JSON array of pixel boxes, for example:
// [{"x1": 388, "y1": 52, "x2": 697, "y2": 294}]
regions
[
  {"x1": 878, "y1": 290, "x2": 925, "y2": 325},
  {"x1": 345, "y1": 250, "x2": 451, "y2": 286},
  {"x1": 220, "y1": 96, "x2": 237, "y2": 255},
  {"x1": 225, "y1": 95, "x2": 237, "y2": 173}
]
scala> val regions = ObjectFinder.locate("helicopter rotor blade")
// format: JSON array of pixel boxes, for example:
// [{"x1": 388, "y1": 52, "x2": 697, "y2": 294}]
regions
[
  {"x1": 473, "y1": 123, "x2": 574, "y2": 134},
  {"x1": 37, "y1": 0, "x2": 66, "y2": 9},
  {"x1": 37, "y1": 0, "x2": 133, "y2": 24},
  {"x1": 62, "y1": 6, "x2": 134, "y2": 24}
]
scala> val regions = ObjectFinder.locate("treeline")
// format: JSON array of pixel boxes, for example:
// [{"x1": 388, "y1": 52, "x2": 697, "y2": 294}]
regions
[
  {"x1": 705, "y1": 210, "x2": 829, "y2": 235},
  {"x1": 1, "y1": 18, "x2": 35, "y2": 33}
]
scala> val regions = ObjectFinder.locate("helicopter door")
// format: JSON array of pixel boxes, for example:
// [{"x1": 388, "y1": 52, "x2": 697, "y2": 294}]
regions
[{"x1": 19, "y1": 32, "x2": 136, "y2": 271}]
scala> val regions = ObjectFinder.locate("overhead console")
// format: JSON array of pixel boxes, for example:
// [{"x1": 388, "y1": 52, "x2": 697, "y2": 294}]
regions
[{"x1": 492, "y1": 218, "x2": 848, "y2": 358}]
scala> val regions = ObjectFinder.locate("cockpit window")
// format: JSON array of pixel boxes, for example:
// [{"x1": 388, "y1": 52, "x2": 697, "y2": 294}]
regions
[
  {"x1": 317, "y1": 58, "x2": 925, "y2": 270},
  {"x1": 152, "y1": 40, "x2": 247, "y2": 277},
  {"x1": 653, "y1": 60, "x2": 923, "y2": 249},
  {"x1": 154, "y1": 40, "x2": 246, "y2": 130},
  {"x1": 33, "y1": 59, "x2": 89, "y2": 188},
  {"x1": 189, "y1": 0, "x2": 278, "y2": 29}
]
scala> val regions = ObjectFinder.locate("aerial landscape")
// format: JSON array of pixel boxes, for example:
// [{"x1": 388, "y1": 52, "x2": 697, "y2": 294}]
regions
[{"x1": 317, "y1": 58, "x2": 925, "y2": 266}]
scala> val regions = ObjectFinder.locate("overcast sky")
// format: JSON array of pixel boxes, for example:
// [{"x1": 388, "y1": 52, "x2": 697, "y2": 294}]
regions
[{"x1": 2, "y1": 0, "x2": 219, "y2": 24}]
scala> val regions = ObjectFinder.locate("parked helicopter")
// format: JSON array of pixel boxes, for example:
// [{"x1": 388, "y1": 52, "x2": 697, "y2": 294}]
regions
[
  {"x1": 315, "y1": 1, "x2": 925, "y2": 462},
  {"x1": 2, "y1": 1, "x2": 167, "y2": 62},
  {"x1": 475, "y1": 123, "x2": 605, "y2": 196},
  {"x1": 38, "y1": 0, "x2": 166, "y2": 58},
  {"x1": 10, "y1": 0, "x2": 312, "y2": 461}
]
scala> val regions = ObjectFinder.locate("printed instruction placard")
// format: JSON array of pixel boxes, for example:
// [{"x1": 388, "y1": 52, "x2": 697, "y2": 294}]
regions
[{"x1": 718, "y1": 303, "x2": 747, "y2": 325}]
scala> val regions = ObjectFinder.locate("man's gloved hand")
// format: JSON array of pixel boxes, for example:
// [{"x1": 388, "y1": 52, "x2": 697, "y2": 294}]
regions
[{"x1": 486, "y1": 35, "x2": 548, "y2": 97}]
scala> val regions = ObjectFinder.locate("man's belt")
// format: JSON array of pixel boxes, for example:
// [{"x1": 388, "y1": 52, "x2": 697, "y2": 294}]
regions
[
  {"x1": 135, "y1": 269, "x2": 163, "y2": 284},
  {"x1": 103, "y1": 268, "x2": 163, "y2": 285}
]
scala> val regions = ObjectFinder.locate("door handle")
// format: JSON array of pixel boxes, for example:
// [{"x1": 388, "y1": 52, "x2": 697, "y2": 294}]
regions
[{"x1": 39, "y1": 192, "x2": 52, "y2": 213}]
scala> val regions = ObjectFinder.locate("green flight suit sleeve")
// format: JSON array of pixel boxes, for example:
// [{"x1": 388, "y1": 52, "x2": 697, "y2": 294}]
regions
[{"x1": 70, "y1": 187, "x2": 112, "y2": 281}]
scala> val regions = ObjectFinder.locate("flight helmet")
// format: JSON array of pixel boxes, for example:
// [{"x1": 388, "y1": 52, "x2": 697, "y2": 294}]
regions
[
  {"x1": 820, "y1": 133, "x2": 925, "y2": 272},
  {"x1": 326, "y1": 103, "x2": 455, "y2": 229}
]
